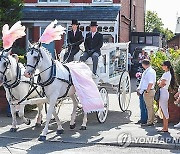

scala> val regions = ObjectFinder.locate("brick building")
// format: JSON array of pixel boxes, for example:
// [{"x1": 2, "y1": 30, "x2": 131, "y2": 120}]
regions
[
  {"x1": 21, "y1": 0, "x2": 146, "y2": 56},
  {"x1": 167, "y1": 17, "x2": 180, "y2": 49}
]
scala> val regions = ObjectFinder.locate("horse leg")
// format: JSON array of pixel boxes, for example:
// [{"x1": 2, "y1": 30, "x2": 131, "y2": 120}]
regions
[
  {"x1": 70, "y1": 95, "x2": 78, "y2": 129},
  {"x1": 39, "y1": 98, "x2": 56, "y2": 141},
  {"x1": 35, "y1": 103, "x2": 44, "y2": 127},
  {"x1": 80, "y1": 113, "x2": 88, "y2": 130},
  {"x1": 18, "y1": 104, "x2": 31, "y2": 125},
  {"x1": 9, "y1": 103, "x2": 18, "y2": 132},
  {"x1": 52, "y1": 108, "x2": 64, "y2": 135}
]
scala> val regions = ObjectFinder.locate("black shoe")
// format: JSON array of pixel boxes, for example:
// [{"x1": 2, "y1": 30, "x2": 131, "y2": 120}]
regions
[
  {"x1": 142, "y1": 123, "x2": 154, "y2": 126},
  {"x1": 135, "y1": 120, "x2": 142, "y2": 124},
  {"x1": 7, "y1": 113, "x2": 12, "y2": 117}
]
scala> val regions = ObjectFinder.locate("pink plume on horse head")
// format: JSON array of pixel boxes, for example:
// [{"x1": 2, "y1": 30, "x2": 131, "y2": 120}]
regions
[
  {"x1": 39, "y1": 20, "x2": 66, "y2": 44},
  {"x1": 2, "y1": 21, "x2": 26, "y2": 49}
]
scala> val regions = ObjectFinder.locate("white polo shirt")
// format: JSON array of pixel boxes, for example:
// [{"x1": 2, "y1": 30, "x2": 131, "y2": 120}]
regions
[{"x1": 138, "y1": 66, "x2": 156, "y2": 94}]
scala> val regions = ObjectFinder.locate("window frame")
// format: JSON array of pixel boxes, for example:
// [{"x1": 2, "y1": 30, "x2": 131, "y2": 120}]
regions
[
  {"x1": 92, "y1": 0, "x2": 113, "y2": 3},
  {"x1": 38, "y1": 0, "x2": 70, "y2": 3}
]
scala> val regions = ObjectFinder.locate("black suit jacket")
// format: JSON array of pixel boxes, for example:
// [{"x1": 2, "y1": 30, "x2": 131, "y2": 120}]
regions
[
  {"x1": 67, "y1": 30, "x2": 83, "y2": 50},
  {"x1": 84, "y1": 32, "x2": 103, "y2": 55}
]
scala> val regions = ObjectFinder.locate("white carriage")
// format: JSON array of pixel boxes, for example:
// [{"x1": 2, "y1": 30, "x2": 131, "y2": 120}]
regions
[{"x1": 60, "y1": 42, "x2": 131, "y2": 123}]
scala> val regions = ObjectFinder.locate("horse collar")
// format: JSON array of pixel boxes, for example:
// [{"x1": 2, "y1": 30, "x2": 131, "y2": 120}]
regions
[
  {"x1": 37, "y1": 60, "x2": 56, "y2": 87},
  {"x1": 3, "y1": 63, "x2": 21, "y2": 89}
]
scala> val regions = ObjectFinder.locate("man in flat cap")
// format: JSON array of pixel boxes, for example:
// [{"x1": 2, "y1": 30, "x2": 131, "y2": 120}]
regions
[{"x1": 80, "y1": 21, "x2": 103, "y2": 77}]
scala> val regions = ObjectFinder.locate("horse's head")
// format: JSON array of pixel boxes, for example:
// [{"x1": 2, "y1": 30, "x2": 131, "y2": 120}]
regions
[
  {"x1": 0, "y1": 48, "x2": 12, "y2": 85},
  {"x1": 24, "y1": 41, "x2": 43, "y2": 78}
]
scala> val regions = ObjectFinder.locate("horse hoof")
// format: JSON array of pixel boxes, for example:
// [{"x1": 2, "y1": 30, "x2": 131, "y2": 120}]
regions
[
  {"x1": 35, "y1": 123, "x2": 41, "y2": 128},
  {"x1": 26, "y1": 119, "x2": 31, "y2": 125},
  {"x1": 80, "y1": 126, "x2": 87, "y2": 130},
  {"x1": 10, "y1": 128, "x2": 17, "y2": 132},
  {"x1": 70, "y1": 123, "x2": 76, "y2": 129},
  {"x1": 56, "y1": 129, "x2": 64, "y2": 135},
  {"x1": 38, "y1": 135, "x2": 46, "y2": 141}
]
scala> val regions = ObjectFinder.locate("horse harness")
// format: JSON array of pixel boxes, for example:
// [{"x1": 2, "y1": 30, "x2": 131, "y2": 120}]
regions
[
  {"x1": 37, "y1": 60, "x2": 73, "y2": 99},
  {"x1": 26, "y1": 47, "x2": 73, "y2": 99},
  {"x1": 0, "y1": 54, "x2": 44, "y2": 104}
]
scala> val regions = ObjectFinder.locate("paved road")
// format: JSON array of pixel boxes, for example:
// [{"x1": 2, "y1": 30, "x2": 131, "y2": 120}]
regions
[
  {"x1": 0, "y1": 140, "x2": 179, "y2": 154},
  {"x1": 0, "y1": 79, "x2": 179, "y2": 153}
]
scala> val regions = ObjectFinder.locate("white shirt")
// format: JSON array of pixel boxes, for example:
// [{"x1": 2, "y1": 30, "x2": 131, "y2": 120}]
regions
[
  {"x1": 138, "y1": 66, "x2": 156, "y2": 94},
  {"x1": 161, "y1": 71, "x2": 171, "y2": 90},
  {"x1": 73, "y1": 30, "x2": 76, "y2": 36},
  {"x1": 92, "y1": 32, "x2": 96, "y2": 38}
]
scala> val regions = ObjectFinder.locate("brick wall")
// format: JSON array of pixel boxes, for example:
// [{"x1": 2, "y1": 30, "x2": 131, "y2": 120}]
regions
[
  {"x1": 0, "y1": 88, "x2": 7, "y2": 114},
  {"x1": 119, "y1": 0, "x2": 145, "y2": 42},
  {"x1": 55, "y1": 34, "x2": 64, "y2": 54},
  {"x1": 134, "y1": 0, "x2": 145, "y2": 32},
  {"x1": 167, "y1": 36, "x2": 180, "y2": 49},
  {"x1": 168, "y1": 93, "x2": 180, "y2": 122},
  {"x1": 33, "y1": 27, "x2": 40, "y2": 42}
]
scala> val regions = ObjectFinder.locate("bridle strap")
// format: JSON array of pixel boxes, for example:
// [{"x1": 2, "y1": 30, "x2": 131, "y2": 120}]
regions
[{"x1": 0, "y1": 55, "x2": 11, "y2": 75}]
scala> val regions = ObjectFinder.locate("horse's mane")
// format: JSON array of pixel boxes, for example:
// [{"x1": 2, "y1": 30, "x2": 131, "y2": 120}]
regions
[
  {"x1": 40, "y1": 46, "x2": 52, "y2": 59},
  {"x1": 32, "y1": 42, "x2": 53, "y2": 59}
]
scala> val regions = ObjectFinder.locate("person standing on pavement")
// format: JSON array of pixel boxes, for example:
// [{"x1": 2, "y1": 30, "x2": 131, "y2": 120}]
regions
[
  {"x1": 157, "y1": 61, "x2": 176, "y2": 132},
  {"x1": 142, "y1": 60, "x2": 156, "y2": 126},
  {"x1": 136, "y1": 59, "x2": 156, "y2": 125}
]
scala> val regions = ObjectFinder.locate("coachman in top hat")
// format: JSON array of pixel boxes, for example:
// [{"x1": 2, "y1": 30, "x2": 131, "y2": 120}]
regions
[
  {"x1": 80, "y1": 21, "x2": 103, "y2": 77},
  {"x1": 64, "y1": 19, "x2": 83, "y2": 62}
]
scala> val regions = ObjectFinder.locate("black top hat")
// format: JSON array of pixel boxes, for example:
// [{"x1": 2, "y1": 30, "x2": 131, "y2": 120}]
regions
[
  {"x1": 71, "y1": 19, "x2": 80, "y2": 25},
  {"x1": 90, "y1": 21, "x2": 98, "y2": 26}
]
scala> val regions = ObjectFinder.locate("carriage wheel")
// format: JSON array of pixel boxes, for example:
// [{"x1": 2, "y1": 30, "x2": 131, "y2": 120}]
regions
[
  {"x1": 96, "y1": 87, "x2": 109, "y2": 123},
  {"x1": 118, "y1": 71, "x2": 131, "y2": 112}
]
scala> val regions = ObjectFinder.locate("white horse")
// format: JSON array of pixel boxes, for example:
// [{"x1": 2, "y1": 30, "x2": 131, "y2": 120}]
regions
[
  {"x1": 24, "y1": 42, "x2": 89, "y2": 141},
  {"x1": 0, "y1": 48, "x2": 45, "y2": 132}
]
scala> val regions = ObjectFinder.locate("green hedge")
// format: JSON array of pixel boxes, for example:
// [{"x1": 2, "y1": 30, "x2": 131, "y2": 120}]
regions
[{"x1": 150, "y1": 49, "x2": 180, "y2": 85}]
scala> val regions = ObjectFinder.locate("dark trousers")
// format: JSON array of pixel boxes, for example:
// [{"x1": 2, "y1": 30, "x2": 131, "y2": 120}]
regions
[
  {"x1": 139, "y1": 93, "x2": 148, "y2": 123},
  {"x1": 80, "y1": 52, "x2": 99, "y2": 74},
  {"x1": 64, "y1": 48, "x2": 79, "y2": 63}
]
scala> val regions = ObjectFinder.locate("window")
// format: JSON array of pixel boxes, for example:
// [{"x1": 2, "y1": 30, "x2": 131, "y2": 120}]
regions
[
  {"x1": 133, "y1": 5, "x2": 136, "y2": 26},
  {"x1": 39, "y1": 0, "x2": 69, "y2": 3},
  {"x1": 98, "y1": 26, "x2": 102, "y2": 32},
  {"x1": 103, "y1": 26, "x2": 108, "y2": 32},
  {"x1": 39, "y1": 0, "x2": 47, "y2": 2},
  {"x1": 109, "y1": 26, "x2": 114, "y2": 32},
  {"x1": 93, "y1": 0, "x2": 112, "y2": 3},
  {"x1": 86, "y1": 26, "x2": 90, "y2": 32},
  {"x1": 50, "y1": 0, "x2": 58, "y2": 2},
  {"x1": 139, "y1": 37, "x2": 145, "y2": 44},
  {"x1": 132, "y1": 36, "x2": 138, "y2": 44},
  {"x1": 146, "y1": 36, "x2": 153, "y2": 44}
]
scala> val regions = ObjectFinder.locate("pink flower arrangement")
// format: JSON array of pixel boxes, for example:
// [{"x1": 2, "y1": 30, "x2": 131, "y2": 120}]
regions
[{"x1": 135, "y1": 72, "x2": 142, "y2": 78}]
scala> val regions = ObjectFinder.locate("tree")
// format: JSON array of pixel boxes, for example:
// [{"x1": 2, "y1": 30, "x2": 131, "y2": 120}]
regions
[
  {"x1": 162, "y1": 28, "x2": 174, "y2": 41},
  {"x1": 0, "y1": 0, "x2": 24, "y2": 32},
  {"x1": 145, "y1": 11, "x2": 164, "y2": 32},
  {"x1": 145, "y1": 10, "x2": 174, "y2": 41}
]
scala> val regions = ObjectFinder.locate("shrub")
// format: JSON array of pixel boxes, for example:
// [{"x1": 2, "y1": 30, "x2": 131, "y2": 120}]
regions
[{"x1": 151, "y1": 49, "x2": 180, "y2": 84}]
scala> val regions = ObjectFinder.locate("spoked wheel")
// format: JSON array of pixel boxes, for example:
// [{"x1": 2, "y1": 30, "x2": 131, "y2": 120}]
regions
[
  {"x1": 118, "y1": 71, "x2": 131, "y2": 112},
  {"x1": 96, "y1": 87, "x2": 109, "y2": 123}
]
